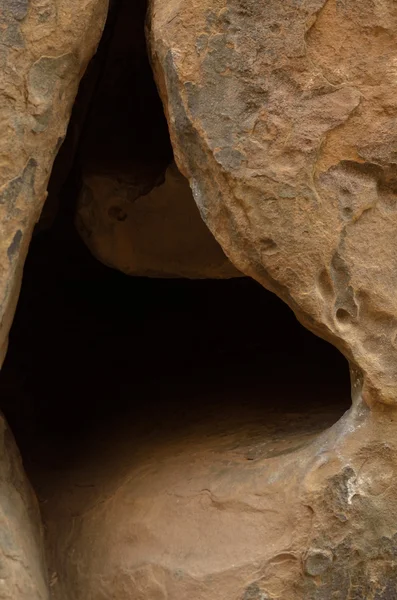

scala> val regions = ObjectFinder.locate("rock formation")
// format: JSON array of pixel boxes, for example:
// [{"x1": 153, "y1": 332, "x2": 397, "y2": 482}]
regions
[
  {"x1": 145, "y1": 0, "x2": 397, "y2": 596},
  {"x1": 76, "y1": 162, "x2": 240, "y2": 278},
  {"x1": 0, "y1": 1, "x2": 108, "y2": 598},
  {"x1": 72, "y1": 0, "x2": 240, "y2": 278},
  {"x1": 0, "y1": 414, "x2": 48, "y2": 599},
  {"x1": 148, "y1": 0, "x2": 397, "y2": 408},
  {"x1": 2, "y1": 0, "x2": 397, "y2": 597},
  {"x1": 0, "y1": 0, "x2": 108, "y2": 366}
]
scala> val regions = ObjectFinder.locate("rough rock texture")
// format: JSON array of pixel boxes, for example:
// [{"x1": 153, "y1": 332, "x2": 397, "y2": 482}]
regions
[
  {"x1": 0, "y1": 413, "x2": 48, "y2": 599},
  {"x1": 148, "y1": 0, "x2": 397, "y2": 406},
  {"x1": 0, "y1": 0, "x2": 108, "y2": 366},
  {"x1": 76, "y1": 162, "x2": 240, "y2": 278}
]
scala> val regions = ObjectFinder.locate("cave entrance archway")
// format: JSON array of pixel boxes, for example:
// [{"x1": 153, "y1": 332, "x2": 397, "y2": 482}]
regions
[{"x1": 0, "y1": 0, "x2": 351, "y2": 597}]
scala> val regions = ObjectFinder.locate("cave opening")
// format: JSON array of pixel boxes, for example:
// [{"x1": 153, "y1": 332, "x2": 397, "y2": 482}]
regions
[{"x1": 0, "y1": 0, "x2": 351, "y2": 596}]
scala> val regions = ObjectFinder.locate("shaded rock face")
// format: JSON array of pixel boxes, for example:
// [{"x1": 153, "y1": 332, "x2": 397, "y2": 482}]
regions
[
  {"x1": 0, "y1": 0, "x2": 108, "y2": 366},
  {"x1": 148, "y1": 0, "x2": 397, "y2": 406},
  {"x1": 71, "y1": 0, "x2": 239, "y2": 279},
  {"x1": 41, "y1": 402, "x2": 397, "y2": 600},
  {"x1": 76, "y1": 162, "x2": 240, "y2": 278},
  {"x1": 0, "y1": 414, "x2": 48, "y2": 599}
]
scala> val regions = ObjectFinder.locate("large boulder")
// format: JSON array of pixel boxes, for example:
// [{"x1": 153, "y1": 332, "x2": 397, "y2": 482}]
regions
[
  {"x1": 76, "y1": 162, "x2": 241, "y2": 278},
  {"x1": 30, "y1": 385, "x2": 352, "y2": 600},
  {"x1": 0, "y1": 413, "x2": 48, "y2": 599},
  {"x1": 31, "y1": 384, "x2": 397, "y2": 600},
  {"x1": 0, "y1": 0, "x2": 108, "y2": 366},
  {"x1": 148, "y1": 0, "x2": 397, "y2": 406}
]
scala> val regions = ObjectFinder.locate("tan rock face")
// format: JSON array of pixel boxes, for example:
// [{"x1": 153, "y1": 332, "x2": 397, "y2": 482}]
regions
[
  {"x1": 76, "y1": 162, "x2": 241, "y2": 278},
  {"x1": 33, "y1": 391, "x2": 397, "y2": 600},
  {"x1": 148, "y1": 0, "x2": 397, "y2": 406},
  {"x1": 0, "y1": 414, "x2": 48, "y2": 599},
  {"x1": 33, "y1": 384, "x2": 353, "y2": 600},
  {"x1": 0, "y1": 0, "x2": 108, "y2": 365}
]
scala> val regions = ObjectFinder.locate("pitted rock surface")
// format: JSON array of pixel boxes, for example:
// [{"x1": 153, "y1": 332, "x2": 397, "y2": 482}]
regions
[{"x1": 148, "y1": 0, "x2": 397, "y2": 405}]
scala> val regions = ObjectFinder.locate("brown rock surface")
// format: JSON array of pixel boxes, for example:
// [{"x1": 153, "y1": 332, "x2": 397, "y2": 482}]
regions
[
  {"x1": 0, "y1": 0, "x2": 108, "y2": 365},
  {"x1": 33, "y1": 380, "x2": 352, "y2": 600},
  {"x1": 76, "y1": 162, "x2": 240, "y2": 278},
  {"x1": 148, "y1": 0, "x2": 397, "y2": 406},
  {"x1": 0, "y1": 413, "x2": 48, "y2": 599},
  {"x1": 31, "y1": 385, "x2": 397, "y2": 600}
]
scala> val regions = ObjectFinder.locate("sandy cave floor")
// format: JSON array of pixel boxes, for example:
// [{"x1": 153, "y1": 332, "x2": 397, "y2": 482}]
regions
[{"x1": 0, "y1": 224, "x2": 351, "y2": 594}]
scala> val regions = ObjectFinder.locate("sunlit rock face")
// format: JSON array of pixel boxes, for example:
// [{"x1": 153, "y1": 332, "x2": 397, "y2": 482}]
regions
[
  {"x1": 148, "y1": 0, "x2": 397, "y2": 408},
  {"x1": 3, "y1": 0, "x2": 397, "y2": 598}
]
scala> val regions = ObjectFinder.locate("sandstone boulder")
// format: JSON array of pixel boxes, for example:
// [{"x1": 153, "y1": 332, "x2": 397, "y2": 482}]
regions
[
  {"x1": 148, "y1": 0, "x2": 397, "y2": 406},
  {"x1": 76, "y1": 162, "x2": 241, "y2": 278},
  {"x1": 32, "y1": 383, "x2": 397, "y2": 600},
  {"x1": 71, "y1": 0, "x2": 240, "y2": 279},
  {"x1": 0, "y1": 0, "x2": 108, "y2": 366}
]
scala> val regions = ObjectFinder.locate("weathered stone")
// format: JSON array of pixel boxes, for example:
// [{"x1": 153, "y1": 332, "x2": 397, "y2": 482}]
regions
[
  {"x1": 76, "y1": 162, "x2": 241, "y2": 278},
  {"x1": 28, "y1": 376, "x2": 397, "y2": 600},
  {"x1": 0, "y1": 0, "x2": 108, "y2": 367},
  {"x1": 0, "y1": 413, "x2": 48, "y2": 599},
  {"x1": 33, "y1": 393, "x2": 397, "y2": 600},
  {"x1": 148, "y1": 0, "x2": 397, "y2": 407}
]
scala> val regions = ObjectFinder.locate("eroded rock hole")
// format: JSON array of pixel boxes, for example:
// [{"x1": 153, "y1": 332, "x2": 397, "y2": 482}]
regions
[{"x1": 0, "y1": 1, "x2": 351, "y2": 597}]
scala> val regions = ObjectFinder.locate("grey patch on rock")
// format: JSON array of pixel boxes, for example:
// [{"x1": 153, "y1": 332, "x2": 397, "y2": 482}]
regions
[
  {"x1": 7, "y1": 230, "x2": 23, "y2": 262},
  {"x1": 38, "y1": 2, "x2": 55, "y2": 23},
  {"x1": 0, "y1": 0, "x2": 29, "y2": 20},
  {"x1": 195, "y1": 34, "x2": 208, "y2": 54},
  {"x1": 0, "y1": 159, "x2": 37, "y2": 211},
  {"x1": 28, "y1": 54, "x2": 77, "y2": 104},
  {"x1": 205, "y1": 9, "x2": 217, "y2": 28},
  {"x1": 172, "y1": 569, "x2": 185, "y2": 581},
  {"x1": 279, "y1": 185, "x2": 297, "y2": 199},
  {"x1": 32, "y1": 109, "x2": 52, "y2": 133},
  {"x1": 304, "y1": 548, "x2": 333, "y2": 576},
  {"x1": 242, "y1": 582, "x2": 269, "y2": 600},
  {"x1": 206, "y1": 33, "x2": 238, "y2": 73},
  {"x1": 214, "y1": 147, "x2": 244, "y2": 170},
  {"x1": 164, "y1": 51, "x2": 208, "y2": 176},
  {"x1": 304, "y1": 534, "x2": 397, "y2": 599}
]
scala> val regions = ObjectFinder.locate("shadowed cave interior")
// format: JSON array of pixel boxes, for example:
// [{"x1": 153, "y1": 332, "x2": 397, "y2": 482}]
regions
[{"x1": 0, "y1": 0, "x2": 351, "y2": 592}]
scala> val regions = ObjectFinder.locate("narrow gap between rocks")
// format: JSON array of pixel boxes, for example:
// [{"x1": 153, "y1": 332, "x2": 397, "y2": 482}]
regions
[{"x1": 0, "y1": 0, "x2": 351, "y2": 594}]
